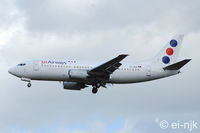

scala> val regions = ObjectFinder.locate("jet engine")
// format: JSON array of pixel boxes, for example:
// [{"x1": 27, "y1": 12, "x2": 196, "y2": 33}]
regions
[
  {"x1": 68, "y1": 69, "x2": 88, "y2": 79},
  {"x1": 63, "y1": 81, "x2": 86, "y2": 90}
]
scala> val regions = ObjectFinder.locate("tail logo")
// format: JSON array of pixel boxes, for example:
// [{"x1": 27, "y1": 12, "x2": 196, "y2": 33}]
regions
[
  {"x1": 166, "y1": 48, "x2": 174, "y2": 56},
  {"x1": 162, "y1": 56, "x2": 170, "y2": 64},
  {"x1": 162, "y1": 39, "x2": 178, "y2": 64},
  {"x1": 170, "y1": 40, "x2": 178, "y2": 47}
]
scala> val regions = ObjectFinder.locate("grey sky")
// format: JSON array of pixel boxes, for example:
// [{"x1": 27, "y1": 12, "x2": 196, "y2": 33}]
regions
[{"x1": 0, "y1": 0, "x2": 200, "y2": 132}]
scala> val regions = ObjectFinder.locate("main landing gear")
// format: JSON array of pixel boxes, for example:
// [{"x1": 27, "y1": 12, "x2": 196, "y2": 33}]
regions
[
  {"x1": 92, "y1": 83, "x2": 101, "y2": 94},
  {"x1": 92, "y1": 86, "x2": 98, "y2": 94}
]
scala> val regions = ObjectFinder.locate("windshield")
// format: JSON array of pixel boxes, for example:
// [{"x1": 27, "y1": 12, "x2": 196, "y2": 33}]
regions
[{"x1": 17, "y1": 63, "x2": 26, "y2": 66}]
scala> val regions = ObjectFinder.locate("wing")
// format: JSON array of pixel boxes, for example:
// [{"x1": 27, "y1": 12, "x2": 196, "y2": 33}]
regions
[{"x1": 88, "y1": 54, "x2": 128, "y2": 77}]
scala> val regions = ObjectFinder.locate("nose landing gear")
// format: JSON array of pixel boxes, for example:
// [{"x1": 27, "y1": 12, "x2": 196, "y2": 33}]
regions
[
  {"x1": 27, "y1": 82, "x2": 32, "y2": 87},
  {"x1": 21, "y1": 78, "x2": 32, "y2": 88}
]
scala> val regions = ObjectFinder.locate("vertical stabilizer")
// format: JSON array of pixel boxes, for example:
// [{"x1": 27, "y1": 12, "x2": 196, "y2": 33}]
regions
[{"x1": 153, "y1": 34, "x2": 184, "y2": 66}]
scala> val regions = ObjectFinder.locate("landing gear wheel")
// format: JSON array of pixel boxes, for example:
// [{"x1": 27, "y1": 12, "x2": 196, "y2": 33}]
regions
[
  {"x1": 27, "y1": 83, "x2": 31, "y2": 87},
  {"x1": 92, "y1": 87, "x2": 98, "y2": 94}
]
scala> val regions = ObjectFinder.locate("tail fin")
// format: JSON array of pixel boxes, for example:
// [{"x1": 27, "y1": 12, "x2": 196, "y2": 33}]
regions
[{"x1": 153, "y1": 34, "x2": 184, "y2": 66}]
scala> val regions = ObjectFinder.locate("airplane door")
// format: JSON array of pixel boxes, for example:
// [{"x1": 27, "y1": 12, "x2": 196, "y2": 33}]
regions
[
  {"x1": 146, "y1": 65, "x2": 151, "y2": 76},
  {"x1": 33, "y1": 62, "x2": 39, "y2": 71}
]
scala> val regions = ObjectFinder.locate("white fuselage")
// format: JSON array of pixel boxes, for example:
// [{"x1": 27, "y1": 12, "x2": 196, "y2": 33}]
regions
[{"x1": 8, "y1": 60, "x2": 179, "y2": 84}]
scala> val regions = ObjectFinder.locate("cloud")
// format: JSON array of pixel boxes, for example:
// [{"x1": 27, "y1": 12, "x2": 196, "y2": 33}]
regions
[
  {"x1": 15, "y1": 0, "x2": 200, "y2": 34},
  {"x1": 117, "y1": 120, "x2": 135, "y2": 133}
]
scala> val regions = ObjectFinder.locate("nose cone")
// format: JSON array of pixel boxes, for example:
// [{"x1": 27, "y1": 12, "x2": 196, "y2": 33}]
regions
[{"x1": 8, "y1": 67, "x2": 16, "y2": 76}]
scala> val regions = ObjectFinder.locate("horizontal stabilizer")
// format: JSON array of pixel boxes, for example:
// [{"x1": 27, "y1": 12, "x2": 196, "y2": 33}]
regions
[{"x1": 163, "y1": 59, "x2": 191, "y2": 70}]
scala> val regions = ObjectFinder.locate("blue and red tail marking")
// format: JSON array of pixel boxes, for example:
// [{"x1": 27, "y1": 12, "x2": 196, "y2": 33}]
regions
[{"x1": 153, "y1": 34, "x2": 184, "y2": 66}]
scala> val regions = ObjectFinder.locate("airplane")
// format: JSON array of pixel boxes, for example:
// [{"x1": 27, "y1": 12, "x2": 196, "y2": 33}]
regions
[{"x1": 8, "y1": 35, "x2": 191, "y2": 94}]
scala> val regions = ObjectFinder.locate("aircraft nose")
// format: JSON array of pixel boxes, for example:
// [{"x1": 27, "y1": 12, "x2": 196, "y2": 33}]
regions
[{"x1": 8, "y1": 67, "x2": 15, "y2": 75}]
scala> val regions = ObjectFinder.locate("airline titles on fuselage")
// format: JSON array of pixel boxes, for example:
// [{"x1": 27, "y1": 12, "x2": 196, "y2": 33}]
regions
[{"x1": 41, "y1": 60, "x2": 76, "y2": 65}]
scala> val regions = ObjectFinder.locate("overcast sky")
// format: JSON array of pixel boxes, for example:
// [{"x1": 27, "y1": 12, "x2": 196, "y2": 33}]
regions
[{"x1": 0, "y1": 0, "x2": 200, "y2": 132}]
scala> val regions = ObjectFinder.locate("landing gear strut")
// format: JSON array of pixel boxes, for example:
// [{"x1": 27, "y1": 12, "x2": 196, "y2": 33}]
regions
[{"x1": 27, "y1": 82, "x2": 32, "y2": 87}]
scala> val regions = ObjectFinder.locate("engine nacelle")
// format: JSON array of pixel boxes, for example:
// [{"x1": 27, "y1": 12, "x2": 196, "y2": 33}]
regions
[
  {"x1": 68, "y1": 69, "x2": 88, "y2": 79},
  {"x1": 63, "y1": 81, "x2": 86, "y2": 90}
]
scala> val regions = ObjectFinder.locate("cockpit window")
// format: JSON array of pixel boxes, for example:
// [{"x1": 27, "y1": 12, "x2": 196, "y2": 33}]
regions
[{"x1": 17, "y1": 63, "x2": 26, "y2": 66}]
